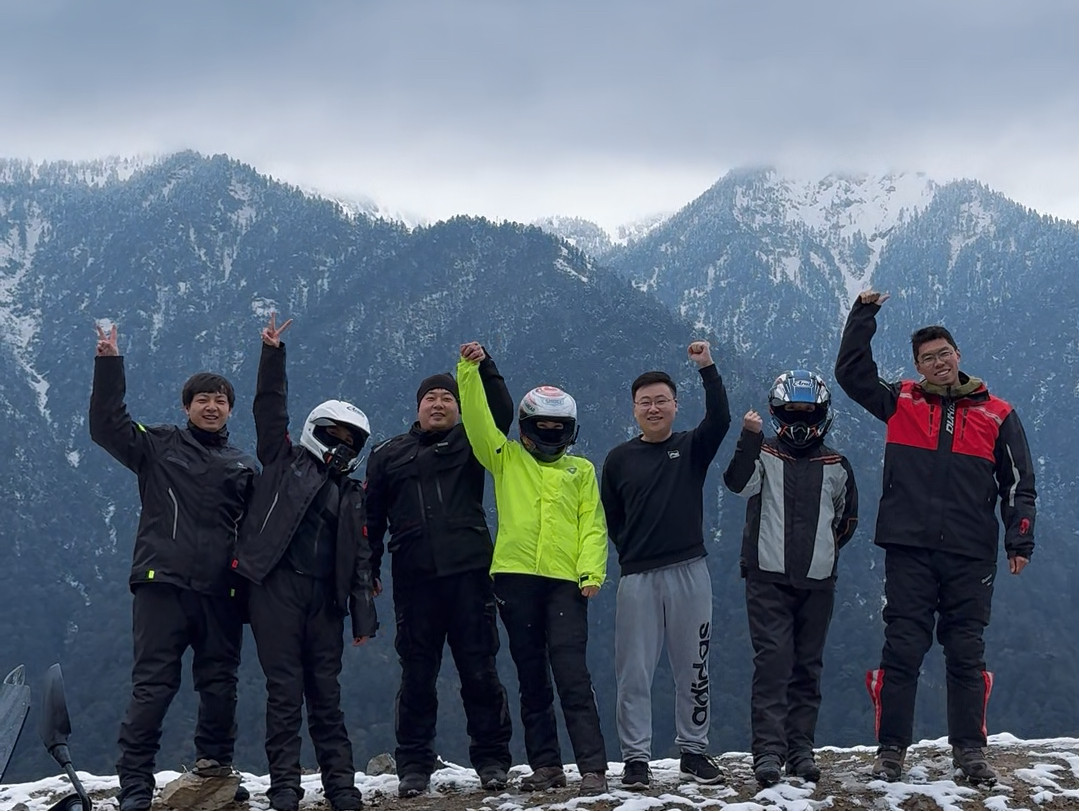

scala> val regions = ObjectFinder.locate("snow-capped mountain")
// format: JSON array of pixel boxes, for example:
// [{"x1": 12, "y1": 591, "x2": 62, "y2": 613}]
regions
[
  {"x1": 534, "y1": 211, "x2": 671, "y2": 258},
  {"x1": 0, "y1": 154, "x2": 1074, "y2": 784}
]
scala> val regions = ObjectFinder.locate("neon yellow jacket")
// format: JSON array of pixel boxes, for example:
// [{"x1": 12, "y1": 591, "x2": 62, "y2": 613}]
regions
[{"x1": 458, "y1": 358, "x2": 607, "y2": 589}]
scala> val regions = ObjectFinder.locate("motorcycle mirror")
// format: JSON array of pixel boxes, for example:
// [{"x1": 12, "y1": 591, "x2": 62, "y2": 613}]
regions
[{"x1": 40, "y1": 664, "x2": 73, "y2": 767}]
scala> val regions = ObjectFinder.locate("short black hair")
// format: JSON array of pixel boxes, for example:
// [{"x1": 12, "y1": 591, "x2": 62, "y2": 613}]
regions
[
  {"x1": 911, "y1": 326, "x2": 958, "y2": 361},
  {"x1": 182, "y1": 372, "x2": 236, "y2": 408},
  {"x1": 631, "y1": 371, "x2": 677, "y2": 399}
]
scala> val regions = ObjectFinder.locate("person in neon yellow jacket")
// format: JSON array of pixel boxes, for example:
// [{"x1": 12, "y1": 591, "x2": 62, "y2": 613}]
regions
[{"x1": 457, "y1": 341, "x2": 609, "y2": 797}]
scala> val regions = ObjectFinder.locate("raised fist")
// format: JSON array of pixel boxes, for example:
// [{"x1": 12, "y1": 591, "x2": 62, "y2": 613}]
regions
[
  {"x1": 688, "y1": 340, "x2": 713, "y2": 368},
  {"x1": 459, "y1": 342, "x2": 486, "y2": 363},
  {"x1": 743, "y1": 410, "x2": 763, "y2": 433},
  {"x1": 858, "y1": 290, "x2": 890, "y2": 306}
]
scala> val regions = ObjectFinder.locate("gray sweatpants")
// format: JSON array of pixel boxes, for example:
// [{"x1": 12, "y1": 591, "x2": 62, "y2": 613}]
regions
[{"x1": 615, "y1": 556, "x2": 713, "y2": 761}]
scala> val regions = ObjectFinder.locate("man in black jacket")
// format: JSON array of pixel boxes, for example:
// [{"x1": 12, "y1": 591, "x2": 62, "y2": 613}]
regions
[
  {"x1": 89, "y1": 324, "x2": 256, "y2": 811},
  {"x1": 233, "y1": 314, "x2": 377, "y2": 811},
  {"x1": 364, "y1": 343, "x2": 513, "y2": 798},
  {"x1": 836, "y1": 291, "x2": 1037, "y2": 785}
]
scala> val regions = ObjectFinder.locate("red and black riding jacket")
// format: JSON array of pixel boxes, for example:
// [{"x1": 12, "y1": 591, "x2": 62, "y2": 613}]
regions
[{"x1": 835, "y1": 301, "x2": 1036, "y2": 562}]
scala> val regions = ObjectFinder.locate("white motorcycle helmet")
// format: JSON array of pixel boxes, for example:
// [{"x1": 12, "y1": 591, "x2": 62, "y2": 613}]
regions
[
  {"x1": 300, "y1": 400, "x2": 371, "y2": 474},
  {"x1": 518, "y1": 386, "x2": 579, "y2": 462}
]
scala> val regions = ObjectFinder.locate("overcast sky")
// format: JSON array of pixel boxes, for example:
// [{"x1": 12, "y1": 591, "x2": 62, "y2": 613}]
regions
[{"x1": 1, "y1": 0, "x2": 1076, "y2": 229}]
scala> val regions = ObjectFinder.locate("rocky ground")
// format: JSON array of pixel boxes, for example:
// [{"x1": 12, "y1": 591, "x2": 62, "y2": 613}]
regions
[{"x1": 3, "y1": 734, "x2": 1078, "y2": 811}]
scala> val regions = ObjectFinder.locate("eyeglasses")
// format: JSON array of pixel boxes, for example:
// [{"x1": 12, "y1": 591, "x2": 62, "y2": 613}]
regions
[
  {"x1": 634, "y1": 397, "x2": 675, "y2": 409},
  {"x1": 917, "y1": 348, "x2": 956, "y2": 365}
]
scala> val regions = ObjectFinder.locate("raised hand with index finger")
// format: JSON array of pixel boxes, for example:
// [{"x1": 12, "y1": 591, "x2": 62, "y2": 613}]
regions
[{"x1": 262, "y1": 312, "x2": 293, "y2": 347}]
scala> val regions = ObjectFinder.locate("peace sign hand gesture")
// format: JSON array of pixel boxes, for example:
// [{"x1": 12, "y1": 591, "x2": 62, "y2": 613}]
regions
[
  {"x1": 95, "y1": 323, "x2": 119, "y2": 357},
  {"x1": 262, "y1": 312, "x2": 293, "y2": 347}
]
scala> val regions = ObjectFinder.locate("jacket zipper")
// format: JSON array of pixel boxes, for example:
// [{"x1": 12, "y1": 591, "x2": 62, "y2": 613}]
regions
[
  {"x1": 167, "y1": 487, "x2": 179, "y2": 540},
  {"x1": 436, "y1": 475, "x2": 445, "y2": 507},
  {"x1": 260, "y1": 492, "x2": 280, "y2": 534},
  {"x1": 416, "y1": 480, "x2": 428, "y2": 527}
]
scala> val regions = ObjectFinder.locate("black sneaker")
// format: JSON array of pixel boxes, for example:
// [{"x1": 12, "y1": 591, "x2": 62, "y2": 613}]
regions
[
  {"x1": 234, "y1": 783, "x2": 251, "y2": 803},
  {"x1": 786, "y1": 753, "x2": 821, "y2": 783},
  {"x1": 952, "y1": 746, "x2": 997, "y2": 785},
  {"x1": 478, "y1": 765, "x2": 509, "y2": 791},
  {"x1": 397, "y1": 773, "x2": 430, "y2": 798},
  {"x1": 754, "y1": 754, "x2": 783, "y2": 787},
  {"x1": 870, "y1": 746, "x2": 906, "y2": 782},
  {"x1": 680, "y1": 752, "x2": 726, "y2": 785},
  {"x1": 621, "y1": 760, "x2": 651, "y2": 790}
]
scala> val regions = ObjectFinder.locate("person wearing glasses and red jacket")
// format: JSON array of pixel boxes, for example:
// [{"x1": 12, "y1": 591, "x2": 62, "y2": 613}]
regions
[{"x1": 835, "y1": 290, "x2": 1037, "y2": 786}]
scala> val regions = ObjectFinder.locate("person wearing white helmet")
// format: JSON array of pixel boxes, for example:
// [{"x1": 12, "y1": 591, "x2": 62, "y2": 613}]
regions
[
  {"x1": 457, "y1": 341, "x2": 610, "y2": 797},
  {"x1": 233, "y1": 314, "x2": 377, "y2": 811}
]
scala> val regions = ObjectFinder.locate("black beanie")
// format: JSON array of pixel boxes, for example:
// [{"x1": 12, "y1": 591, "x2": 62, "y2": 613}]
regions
[{"x1": 416, "y1": 373, "x2": 459, "y2": 407}]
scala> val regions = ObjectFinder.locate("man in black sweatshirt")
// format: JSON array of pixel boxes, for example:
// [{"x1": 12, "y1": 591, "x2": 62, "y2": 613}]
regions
[
  {"x1": 233, "y1": 315, "x2": 378, "y2": 811},
  {"x1": 600, "y1": 341, "x2": 731, "y2": 789},
  {"x1": 89, "y1": 324, "x2": 256, "y2": 811},
  {"x1": 364, "y1": 346, "x2": 513, "y2": 798}
]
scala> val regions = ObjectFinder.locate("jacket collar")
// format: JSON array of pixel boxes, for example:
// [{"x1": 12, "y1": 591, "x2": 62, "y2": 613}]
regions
[{"x1": 919, "y1": 371, "x2": 985, "y2": 400}]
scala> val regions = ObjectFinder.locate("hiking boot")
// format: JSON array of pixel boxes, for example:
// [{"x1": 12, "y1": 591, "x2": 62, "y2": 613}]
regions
[
  {"x1": 397, "y1": 773, "x2": 430, "y2": 798},
  {"x1": 118, "y1": 797, "x2": 151, "y2": 811},
  {"x1": 579, "y1": 772, "x2": 608, "y2": 796},
  {"x1": 328, "y1": 786, "x2": 364, "y2": 811},
  {"x1": 478, "y1": 765, "x2": 509, "y2": 791},
  {"x1": 269, "y1": 788, "x2": 301, "y2": 811},
  {"x1": 117, "y1": 779, "x2": 153, "y2": 811},
  {"x1": 754, "y1": 754, "x2": 783, "y2": 787},
  {"x1": 520, "y1": 766, "x2": 567, "y2": 791},
  {"x1": 621, "y1": 760, "x2": 651, "y2": 790},
  {"x1": 952, "y1": 746, "x2": 997, "y2": 784},
  {"x1": 871, "y1": 746, "x2": 906, "y2": 782},
  {"x1": 786, "y1": 752, "x2": 821, "y2": 783},
  {"x1": 680, "y1": 752, "x2": 726, "y2": 784}
]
